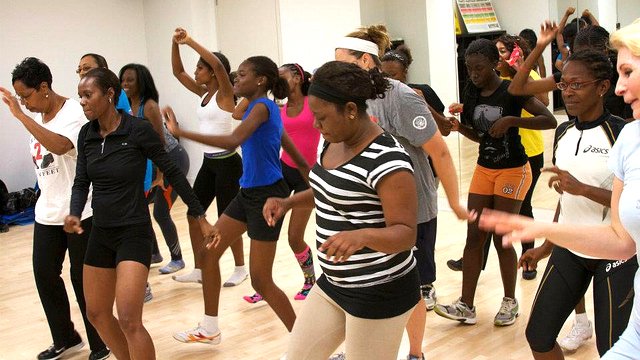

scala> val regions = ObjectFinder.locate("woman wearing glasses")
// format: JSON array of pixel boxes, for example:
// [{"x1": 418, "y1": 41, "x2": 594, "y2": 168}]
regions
[
  {"x1": 0, "y1": 58, "x2": 110, "y2": 360},
  {"x1": 512, "y1": 48, "x2": 637, "y2": 359}
]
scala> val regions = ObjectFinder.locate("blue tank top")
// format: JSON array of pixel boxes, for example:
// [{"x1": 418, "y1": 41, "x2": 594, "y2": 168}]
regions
[{"x1": 240, "y1": 98, "x2": 283, "y2": 188}]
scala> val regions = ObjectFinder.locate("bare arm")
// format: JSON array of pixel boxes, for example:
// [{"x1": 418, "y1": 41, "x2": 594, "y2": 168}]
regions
[
  {"x1": 143, "y1": 100, "x2": 166, "y2": 146},
  {"x1": 171, "y1": 37, "x2": 206, "y2": 97},
  {"x1": 164, "y1": 102, "x2": 266, "y2": 150},
  {"x1": 232, "y1": 98, "x2": 250, "y2": 120},
  {"x1": 544, "y1": 166, "x2": 612, "y2": 207},
  {"x1": 421, "y1": 132, "x2": 468, "y2": 220},
  {"x1": 480, "y1": 177, "x2": 636, "y2": 260},
  {"x1": 509, "y1": 21, "x2": 558, "y2": 96},
  {"x1": 0, "y1": 88, "x2": 73, "y2": 155},
  {"x1": 320, "y1": 170, "x2": 418, "y2": 261},
  {"x1": 179, "y1": 29, "x2": 235, "y2": 112},
  {"x1": 281, "y1": 131, "x2": 310, "y2": 179}
]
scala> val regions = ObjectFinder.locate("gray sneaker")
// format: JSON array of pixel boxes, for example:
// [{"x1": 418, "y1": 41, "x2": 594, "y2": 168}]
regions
[
  {"x1": 434, "y1": 297, "x2": 476, "y2": 324},
  {"x1": 144, "y1": 283, "x2": 153, "y2": 303},
  {"x1": 421, "y1": 284, "x2": 436, "y2": 311},
  {"x1": 328, "y1": 352, "x2": 346, "y2": 360},
  {"x1": 494, "y1": 297, "x2": 519, "y2": 326}
]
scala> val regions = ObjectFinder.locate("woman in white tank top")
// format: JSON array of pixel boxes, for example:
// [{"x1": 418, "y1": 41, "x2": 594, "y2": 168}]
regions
[{"x1": 170, "y1": 27, "x2": 247, "y2": 287}]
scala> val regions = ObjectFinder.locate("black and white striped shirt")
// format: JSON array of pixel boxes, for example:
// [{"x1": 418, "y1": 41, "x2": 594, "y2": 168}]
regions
[{"x1": 311, "y1": 132, "x2": 416, "y2": 288}]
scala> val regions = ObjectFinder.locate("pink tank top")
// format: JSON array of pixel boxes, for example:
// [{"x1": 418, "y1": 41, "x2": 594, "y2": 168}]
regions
[{"x1": 280, "y1": 96, "x2": 320, "y2": 168}]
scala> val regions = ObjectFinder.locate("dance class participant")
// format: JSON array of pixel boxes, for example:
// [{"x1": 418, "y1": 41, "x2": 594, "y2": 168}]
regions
[
  {"x1": 170, "y1": 27, "x2": 247, "y2": 286},
  {"x1": 243, "y1": 62, "x2": 319, "y2": 304},
  {"x1": 119, "y1": 63, "x2": 191, "y2": 276},
  {"x1": 266, "y1": 60, "x2": 420, "y2": 360},
  {"x1": 335, "y1": 24, "x2": 468, "y2": 360},
  {"x1": 0, "y1": 57, "x2": 110, "y2": 360},
  {"x1": 77, "y1": 53, "x2": 131, "y2": 113},
  {"x1": 434, "y1": 38, "x2": 555, "y2": 326},
  {"x1": 167, "y1": 55, "x2": 308, "y2": 344},
  {"x1": 480, "y1": 20, "x2": 640, "y2": 358},
  {"x1": 65, "y1": 67, "x2": 214, "y2": 360}
]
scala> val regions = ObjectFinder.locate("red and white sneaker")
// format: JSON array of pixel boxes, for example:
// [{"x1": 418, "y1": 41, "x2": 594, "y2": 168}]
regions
[{"x1": 173, "y1": 324, "x2": 221, "y2": 344}]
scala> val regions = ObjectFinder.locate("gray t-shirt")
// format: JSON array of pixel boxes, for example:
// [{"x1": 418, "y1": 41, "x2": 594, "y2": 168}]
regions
[{"x1": 367, "y1": 78, "x2": 438, "y2": 223}]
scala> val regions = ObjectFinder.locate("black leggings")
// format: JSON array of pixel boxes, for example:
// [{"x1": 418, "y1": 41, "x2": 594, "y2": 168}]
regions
[
  {"x1": 151, "y1": 145, "x2": 190, "y2": 261},
  {"x1": 526, "y1": 246, "x2": 637, "y2": 355},
  {"x1": 414, "y1": 218, "x2": 437, "y2": 285},
  {"x1": 33, "y1": 218, "x2": 105, "y2": 351},
  {"x1": 193, "y1": 153, "x2": 242, "y2": 215}
]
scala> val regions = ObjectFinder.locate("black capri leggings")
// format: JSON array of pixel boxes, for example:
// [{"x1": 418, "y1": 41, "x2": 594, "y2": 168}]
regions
[
  {"x1": 526, "y1": 246, "x2": 637, "y2": 355},
  {"x1": 193, "y1": 153, "x2": 243, "y2": 215}
]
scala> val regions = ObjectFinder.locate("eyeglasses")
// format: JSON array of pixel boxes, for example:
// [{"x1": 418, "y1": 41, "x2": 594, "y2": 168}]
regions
[
  {"x1": 76, "y1": 66, "x2": 95, "y2": 74},
  {"x1": 15, "y1": 88, "x2": 36, "y2": 102},
  {"x1": 556, "y1": 79, "x2": 600, "y2": 91}
]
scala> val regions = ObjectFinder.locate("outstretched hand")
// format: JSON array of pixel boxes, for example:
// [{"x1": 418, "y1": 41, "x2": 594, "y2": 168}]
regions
[
  {"x1": 538, "y1": 21, "x2": 558, "y2": 46},
  {"x1": 161, "y1": 106, "x2": 181, "y2": 137},
  {"x1": 0, "y1": 86, "x2": 26, "y2": 119},
  {"x1": 478, "y1": 208, "x2": 542, "y2": 247},
  {"x1": 543, "y1": 166, "x2": 584, "y2": 195}
]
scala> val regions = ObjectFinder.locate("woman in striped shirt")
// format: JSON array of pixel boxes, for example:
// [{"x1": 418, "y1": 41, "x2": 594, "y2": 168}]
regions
[{"x1": 264, "y1": 61, "x2": 420, "y2": 360}]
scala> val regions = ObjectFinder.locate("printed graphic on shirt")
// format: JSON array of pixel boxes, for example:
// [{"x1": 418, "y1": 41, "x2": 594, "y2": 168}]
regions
[
  {"x1": 30, "y1": 140, "x2": 58, "y2": 176},
  {"x1": 413, "y1": 115, "x2": 427, "y2": 130},
  {"x1": 473, "y1": 104, "x2": 511, "y2": 163}
]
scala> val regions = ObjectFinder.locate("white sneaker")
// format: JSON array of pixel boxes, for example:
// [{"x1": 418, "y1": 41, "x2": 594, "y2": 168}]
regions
[
  {"x1": 421, "y1": 284, "x2": 436, "y2": 311},
  {"x1": 172, "y1": 269, "x2": 202, "y2": 284},
  {"x1": 328, "y1": 352, "x2": 346, "y2": 360},
  {"x1": 494, "y1": 297, "x2": 519, "y2": 326},
  {"x1": 559, "y1": 320, "x2": 593, "y2": 352},
  {"x1": 173, "y1": 324, "x2": 221, "y2": 344},
  {"x1": 223, "y1": 267, "x2": 248, "y2": 287}
]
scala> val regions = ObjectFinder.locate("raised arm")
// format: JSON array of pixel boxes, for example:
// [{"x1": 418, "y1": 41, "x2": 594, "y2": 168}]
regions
[
  {"x1": 479, "y1": 177, "x2": 636, "y2": 260},
  {"x1": 176, "y1": 28, "x2": 235, "y2": 112},
  {"x1": 509, "y1": 21, "x2": 558, "y2": 96},
  {"x1": 171, "y1": 31, "x2": 206, "y2": 97},
  {"x1": 1, "y1": 87, "x2": 73, "y2": 155}
]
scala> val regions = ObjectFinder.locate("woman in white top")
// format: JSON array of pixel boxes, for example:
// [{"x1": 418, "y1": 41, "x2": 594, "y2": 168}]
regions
[
  {"x1": 0, "y1": 57, "x2": 109, "y2": 360},
  {"x1": 479, "y1": 18, "x2": 640, "y2": 359},
  {"x1": 170, "y1": 27, "x2": 247, "y2": 286}
]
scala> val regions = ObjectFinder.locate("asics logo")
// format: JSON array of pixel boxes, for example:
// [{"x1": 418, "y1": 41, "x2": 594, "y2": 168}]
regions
[
  {"x1": 606, "y1": 259, "x2": 627, "y2": 272},
  {"x1": 583, "y1": 145, "x2": 608, "y2": 154}
]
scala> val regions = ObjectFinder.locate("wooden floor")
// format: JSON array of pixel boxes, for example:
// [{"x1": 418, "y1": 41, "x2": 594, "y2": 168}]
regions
[{"x1": 1, "y1": 115, "x2": 601, "y2": 359}]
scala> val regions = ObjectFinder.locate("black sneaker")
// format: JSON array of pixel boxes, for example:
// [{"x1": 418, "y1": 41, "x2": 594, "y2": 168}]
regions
[
  {"x1": 89, "y1": 348, "x2": 111, "y2": 360},
  {"x1": 447, "y1": 258, "x2": 463, "y2": 271},
  {"x1": 37, "y1": 334, "x2": 85, "y2": 360},
  {"x1": 522, "y1": 269, "x2": 537, "y2": 280}
]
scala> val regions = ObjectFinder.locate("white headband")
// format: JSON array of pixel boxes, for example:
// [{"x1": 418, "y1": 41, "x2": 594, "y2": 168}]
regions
[{"x1": 336, "y1": 37, "x2": 380, "y2": 57}]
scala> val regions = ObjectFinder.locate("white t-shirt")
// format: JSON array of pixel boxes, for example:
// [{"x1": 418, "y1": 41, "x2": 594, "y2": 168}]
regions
[
  {"x1": 30, "y1": 99, "x2": 92, "y2": 225},
  {"x1": 609, "y1": 120, "x2": 640, "y2": 332}
]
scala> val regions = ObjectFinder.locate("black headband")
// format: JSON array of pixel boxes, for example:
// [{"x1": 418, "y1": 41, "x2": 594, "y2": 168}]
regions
[{"x1": 308, "y1": 82, "x2": 367, "y2": 107}]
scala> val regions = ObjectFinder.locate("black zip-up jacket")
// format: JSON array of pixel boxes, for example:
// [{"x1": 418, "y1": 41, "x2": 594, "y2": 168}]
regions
[{"x1": 70, "y1": 112, "x2": 204, "y2": 227}]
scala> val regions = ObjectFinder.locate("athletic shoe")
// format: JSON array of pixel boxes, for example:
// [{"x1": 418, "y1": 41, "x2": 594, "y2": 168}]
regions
[
  {"x1": 223, "y1": 267, "x2": 248, "y2": 287},
  {"x1": 293, "y1": 283, "x2": 314, "y2": 300},
  {"x1": 421, "y1": 284, "x2": 437, "y2": 311},
  {"x1": 159, "y1": 259, "x2": 185, "y2": 274},
  {"x1": 243, "y1": 293, "x2": 264, "y2": 303},
  {"x1": 37, "y1": 332, "x2": 84, "y2": 359},
  {"x1": 151, "y1": 253, "x2": 163, "y2": 265},
  {"x1": 406, "y1": 353, "x2": 425, "y2": 360},
  {"x1": 144, "y1": 283, "x2": 153, "y2": 303},
  {"x1": 447, "y1": 258, "x2": 463, "y2": 271},
  {"x1": 434, "y1": 297, "x2": 476, "y2": 324},
  {"x1": 522, "y1": 269, "x2": 537, "y2": 280},
  {"x1": 328, "y1": 352, "x2": 346, "y2": 360},
  {"x1": 559, "y1": 320, "x2": 593, "y2": 352},
  {"x1": 172, "y1": 269, "x2": 202, "y2": 284},
  {"x1": 173, "y1": 324, "x2": 221, "y2": 344},
  {"x1": 494, "y1": 297, "x2": 519, "y2": 326},
  {"x1": 89, "y1": 348, "x2": 111, "y2": 360}
]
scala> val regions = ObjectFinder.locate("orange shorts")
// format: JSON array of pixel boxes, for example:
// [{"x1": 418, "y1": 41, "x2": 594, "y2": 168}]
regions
[{"x1": 469, "y1": 163, "x2": 532, "y2": 201}]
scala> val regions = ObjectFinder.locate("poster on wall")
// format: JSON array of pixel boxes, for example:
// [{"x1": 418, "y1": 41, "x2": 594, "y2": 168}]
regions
[{"x1": 456, "y1": 0, "x2": 501, "y2": 34}]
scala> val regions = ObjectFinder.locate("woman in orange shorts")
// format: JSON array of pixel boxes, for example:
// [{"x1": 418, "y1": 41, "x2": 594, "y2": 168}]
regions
[{"x1": 434, "y1": 38, "x2": 556, "y2": 326}]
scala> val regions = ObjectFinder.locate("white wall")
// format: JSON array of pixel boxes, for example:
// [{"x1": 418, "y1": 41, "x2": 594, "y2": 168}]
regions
[
  {"x1": 425, "y1": 0, "x2": 457, "y2": 106},
  {"x1": 617, "y1": 0, "x2": 640, "y2": 28},
  {"x1": 0, "y1": 0, "x2": 148, "y2": 191},
  {"x1": 280, "y1": 0, "x2": 362, "y2": 72},
  {"x1": 142, "y1": 0, "x2": 219, "y2": 183}
]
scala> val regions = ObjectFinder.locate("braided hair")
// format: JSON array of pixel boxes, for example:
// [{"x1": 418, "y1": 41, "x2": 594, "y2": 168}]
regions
[{"x1": 280, "y1": 63, "x2": 311, "y2": 96}]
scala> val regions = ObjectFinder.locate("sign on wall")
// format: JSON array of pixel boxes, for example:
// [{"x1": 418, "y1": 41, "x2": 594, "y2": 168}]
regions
[{"x1": 456, "y1": 0, "x2": 501, "y2": 33}]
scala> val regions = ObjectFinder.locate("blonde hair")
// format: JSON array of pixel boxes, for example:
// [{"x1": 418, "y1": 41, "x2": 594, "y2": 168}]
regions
[
  {"x1": 347, "y1": 24, "x2": 391, "y2": 58},
  {"x1": 610, "y1": 18, "x2": 640, "y2": 56}
]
